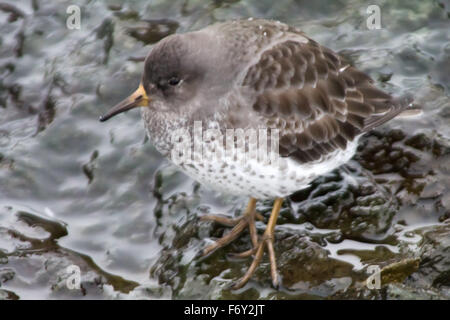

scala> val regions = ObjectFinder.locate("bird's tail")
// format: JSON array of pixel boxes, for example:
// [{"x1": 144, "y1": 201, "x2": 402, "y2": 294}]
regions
[{"x1": 363, "y1": 93, "x2": 421, "y2": 132}]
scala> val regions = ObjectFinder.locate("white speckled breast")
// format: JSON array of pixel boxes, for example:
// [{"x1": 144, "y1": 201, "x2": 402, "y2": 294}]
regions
[{"x1": 173, "y1": 134, "x2": 360, "y2": 199}]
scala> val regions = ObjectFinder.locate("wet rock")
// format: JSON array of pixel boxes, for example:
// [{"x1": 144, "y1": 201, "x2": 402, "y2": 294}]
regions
[
  {"x1": 385, "y1": 283, "x2": 448, "y2": 300},
  {"x1": 275, "y1": 231, "x2": 356, "y2": 291},
  {"x1": 150, "y1": 216, "x2": 358, "y2": 299},
  {"x1": 111, "y1": 6, "x2": 140, "y2": 21},
  {"x1": 0, "y1": 207, "x2": 140, "y2": 299},
  {"x1": 289, "y1": 167, "x2": 398, "y2": 243},
  {"x1": 405, "y1": 222, "x2": 450, "y2": 296},
  {"x1": 82, "y1": 150, "x2": 99, "y2": 184},
  {"x1": 95, "y1": 18, "x2": 115, "y2": 64},
  {"x1": 0, "y1": 3, "x2": 25, "y2": 22},
  {"x1": 127, "y1": 19, "x2": 179, "y2": 45},
  {"x1": 356, "y1": 128, "x2": 450, "y2": 221},
  {"x1": 0, "y1": 0, "x2": 449, "y2": 300},
  {"x1": 35, "y1": 85, "x2": 56, "y2": 135},
  {"x1": 0, "y1": 288, "x2": 19, "y2": 300}
]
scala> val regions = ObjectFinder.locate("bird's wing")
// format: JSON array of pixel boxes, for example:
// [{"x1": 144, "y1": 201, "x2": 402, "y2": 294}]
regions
[{"x1": 238, "y1": 35, "x2": 413, "y2": 163}]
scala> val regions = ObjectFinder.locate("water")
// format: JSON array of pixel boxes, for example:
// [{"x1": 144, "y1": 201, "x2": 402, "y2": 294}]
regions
[{"x1": 0, "y1": 0, "x2": 449, "y2": 299}]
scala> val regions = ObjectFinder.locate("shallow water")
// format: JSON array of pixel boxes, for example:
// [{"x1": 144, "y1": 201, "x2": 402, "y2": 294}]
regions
[{"x1": 0, "y1": 0, "x2": 449, "y2": 299}]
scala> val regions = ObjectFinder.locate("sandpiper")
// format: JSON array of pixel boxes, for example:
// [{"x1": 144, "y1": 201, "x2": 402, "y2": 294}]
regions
[{"x1": 100, "y1": 19, "x2": 415, "y2": 289}]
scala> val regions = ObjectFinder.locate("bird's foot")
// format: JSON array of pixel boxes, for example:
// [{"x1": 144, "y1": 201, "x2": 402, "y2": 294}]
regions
[
  {"x1": 233, "y1": 198, "x2": 283, "y2": 290},
  {"x1": 201, "y1": 197, "x2": 283, "y2": 290},
  {"x1": 232, "y1": 233, "x2": 278, "y2": 290},
  {"x1": 201, "y1": 198, "x2": 261, "y2": 256}
]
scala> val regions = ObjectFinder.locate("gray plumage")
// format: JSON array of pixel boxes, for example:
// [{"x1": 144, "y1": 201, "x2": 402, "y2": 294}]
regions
[
  {"x1": 100, "y1": 19, "x2": 417, "y2": 287},
  {"x1": 141, "y1": 19, "x2": 413, "y2": 163}
]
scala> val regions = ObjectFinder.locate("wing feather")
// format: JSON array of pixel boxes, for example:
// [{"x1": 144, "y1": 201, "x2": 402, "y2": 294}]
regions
[{"x1": 237, "y1": 33, "x2": 413, "y2": 163}]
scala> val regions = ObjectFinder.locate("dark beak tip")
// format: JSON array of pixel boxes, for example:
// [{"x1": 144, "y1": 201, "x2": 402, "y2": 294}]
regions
[{"x1": 98, "y1": 92, "x2": 145, "y2": 123}]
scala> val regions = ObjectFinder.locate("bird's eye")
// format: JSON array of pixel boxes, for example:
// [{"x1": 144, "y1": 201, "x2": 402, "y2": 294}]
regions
[{"x1": 168, "y1": 77, "x2": 180, "y2": 86}]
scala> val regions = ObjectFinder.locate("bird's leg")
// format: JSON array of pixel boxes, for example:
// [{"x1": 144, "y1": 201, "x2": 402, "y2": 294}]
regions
[
  {"x1": 233, "y1": 198, "x2": 283, "y2": 290},
  {"x1": 201, "y1": 198, "x2": 262, "y2": 256}
]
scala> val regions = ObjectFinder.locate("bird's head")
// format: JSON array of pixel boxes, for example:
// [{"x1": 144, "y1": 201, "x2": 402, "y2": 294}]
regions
[{"x1": 99, "y1": 31, "x2": 233, "y2": 122}]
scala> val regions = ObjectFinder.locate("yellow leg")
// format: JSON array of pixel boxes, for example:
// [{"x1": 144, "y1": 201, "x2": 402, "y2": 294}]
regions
[
  {"x1": 233, "y1": 198, "x2": 283, "y2": 289},
  {"x1": 202, "y1": 198, "x2": 261, "y2": 256}
]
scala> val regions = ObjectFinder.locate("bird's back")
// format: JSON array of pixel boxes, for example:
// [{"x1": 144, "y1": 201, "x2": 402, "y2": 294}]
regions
[
  {"x1": 215, "y1": 19, "x2": 414, "y2": 165},
  {"x1": 148, "y1": 19, "x2": 416, "y2": 199}
]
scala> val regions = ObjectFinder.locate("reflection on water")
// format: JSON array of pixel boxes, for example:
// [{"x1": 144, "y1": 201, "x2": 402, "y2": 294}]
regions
[{"x1": 0, "y1": 0, "x2": 449, "y2": 299}]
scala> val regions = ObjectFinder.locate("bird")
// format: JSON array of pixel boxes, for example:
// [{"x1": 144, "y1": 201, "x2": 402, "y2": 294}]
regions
[{"x1": 99, "y1": 18, "x2": 416, "y2": 289}]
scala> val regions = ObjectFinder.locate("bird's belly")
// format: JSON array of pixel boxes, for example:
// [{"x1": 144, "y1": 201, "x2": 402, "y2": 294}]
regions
[{"x1": 174, "y1": 138, "x2": 359, "y2": 199}]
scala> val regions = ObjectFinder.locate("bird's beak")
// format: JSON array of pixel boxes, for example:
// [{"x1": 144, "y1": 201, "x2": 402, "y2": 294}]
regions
[{"x1": 99, "y1": 83, "x2": 149, "y2": 122}]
